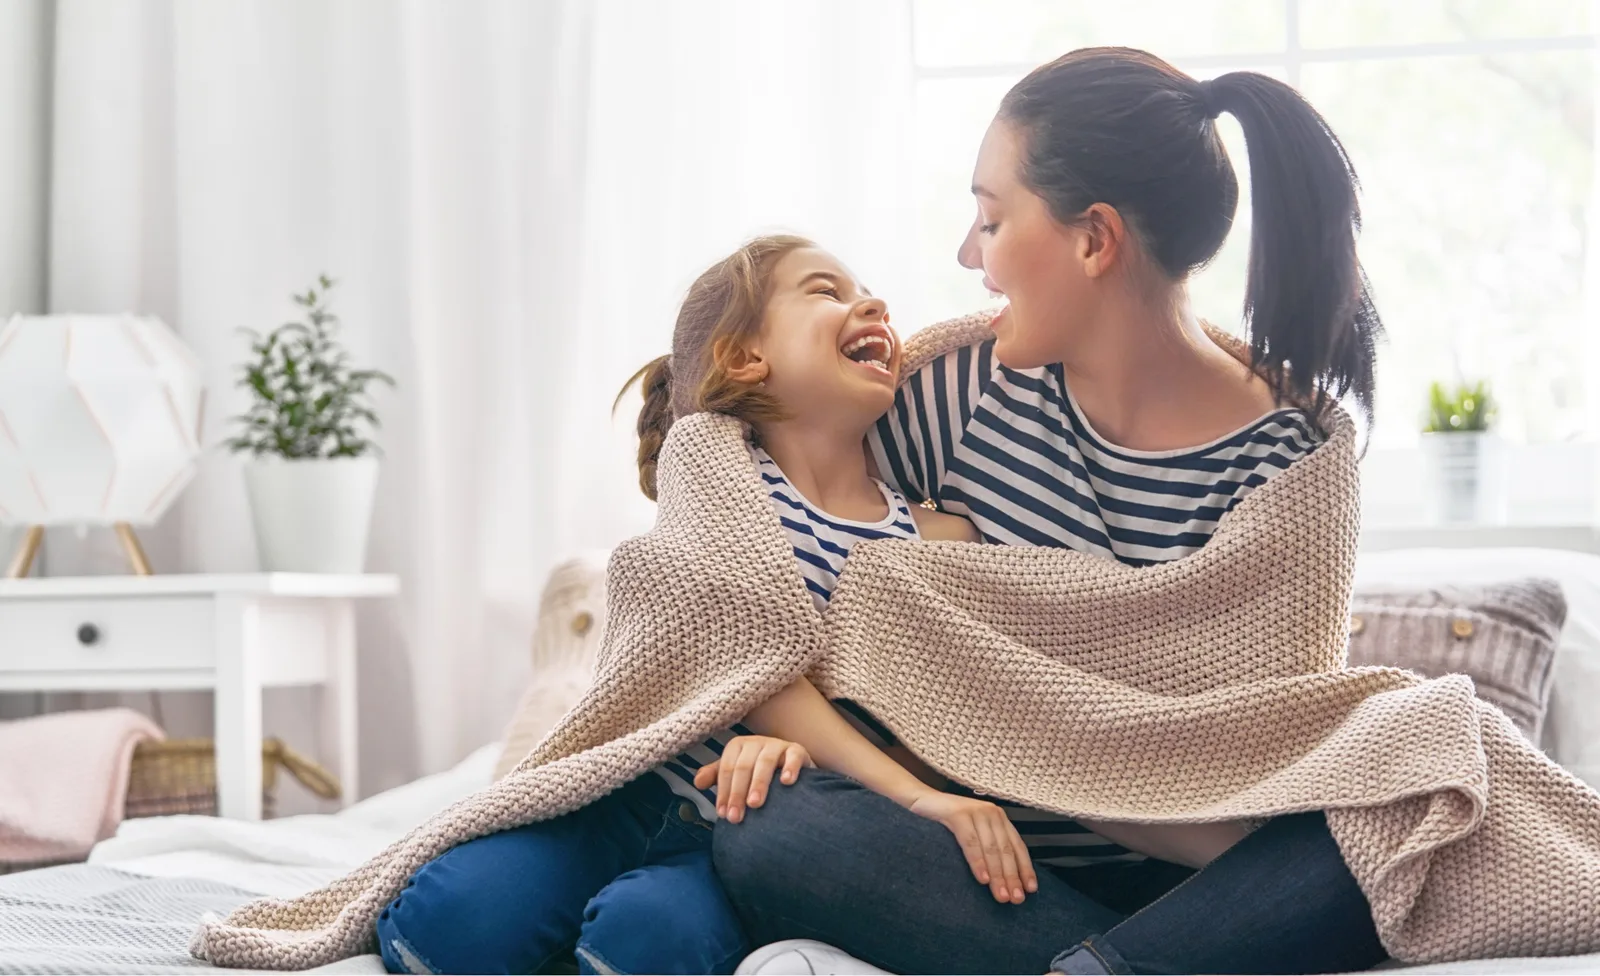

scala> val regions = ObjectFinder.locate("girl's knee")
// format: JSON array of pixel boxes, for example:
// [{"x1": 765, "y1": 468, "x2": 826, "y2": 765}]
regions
[{"x1": 578, "y1": 864, "x2": 749, "y2": 975}]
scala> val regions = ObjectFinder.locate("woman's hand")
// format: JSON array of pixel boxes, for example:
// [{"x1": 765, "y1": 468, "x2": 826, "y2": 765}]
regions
[
  {"x1": 907, "y1": 791, "x2": 1038, "y2": 904},
  {"x1": 693, "y1": 736, "x2": 814, "y2": 824}
]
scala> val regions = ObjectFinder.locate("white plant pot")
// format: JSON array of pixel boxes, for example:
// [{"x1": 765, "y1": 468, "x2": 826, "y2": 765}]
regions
[
  {"x1": 1420, "y1": 432, "x2": 1496, "y2": 525},
  {"x1": 243, "y1": 456, "x2": 380, "y2": 573}
]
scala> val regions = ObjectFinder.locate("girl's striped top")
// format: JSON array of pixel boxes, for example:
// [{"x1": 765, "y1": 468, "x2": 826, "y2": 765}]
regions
[
  {"x1": 862, "y1": 333, "x2": 1322, "y2": 868},
  {"x1": 649, "y1": 445, "x2": 922, "y2": 820}
]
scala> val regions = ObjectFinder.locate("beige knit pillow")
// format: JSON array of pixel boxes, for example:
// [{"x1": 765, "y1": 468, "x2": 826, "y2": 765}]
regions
[
  {"x1": 494, "y1": 552, "x2": 609, "y2": 780},
  {"x1": 1348, "y1": 578, "x2": 1566, "y2": 743}
]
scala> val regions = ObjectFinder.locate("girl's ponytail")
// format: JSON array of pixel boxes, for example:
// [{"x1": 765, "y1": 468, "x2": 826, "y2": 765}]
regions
[
  {"x1": 1207, "y1": 71, "x2": 1381, "y2": 423},
  {"x1": 617, "y1": 355, "x2": 675, "y2": 501}
]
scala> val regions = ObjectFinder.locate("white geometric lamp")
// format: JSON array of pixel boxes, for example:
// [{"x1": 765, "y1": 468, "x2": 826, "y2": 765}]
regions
[{"x1": 0, "y1": 314, "x2": 206, "y2": 577}]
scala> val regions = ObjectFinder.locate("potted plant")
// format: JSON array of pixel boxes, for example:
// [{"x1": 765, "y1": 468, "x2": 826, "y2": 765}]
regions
[
  {"x1": 229, "y1": 276, "x2": 395, "y2": 572},
  {"x1": 1420, "y1": 379, "x2": 1496, "y2": 524}
]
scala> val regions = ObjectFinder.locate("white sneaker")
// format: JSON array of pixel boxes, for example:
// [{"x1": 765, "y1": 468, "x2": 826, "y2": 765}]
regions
[{"x1": 735, "y1": 940, "x2": 891, "y2": 975}]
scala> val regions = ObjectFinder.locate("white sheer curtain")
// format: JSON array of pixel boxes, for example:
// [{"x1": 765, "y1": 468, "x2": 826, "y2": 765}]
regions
[{"x1": 2, "y1": 0, "x2": 915, "y2": 799}]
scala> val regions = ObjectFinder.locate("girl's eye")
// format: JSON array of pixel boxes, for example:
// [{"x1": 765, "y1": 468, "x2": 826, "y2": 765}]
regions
[
  {"x1": 979, "y1": 223, "x2": 998, "y2": 235},
  {"x1": 815, "y1": 287, "x2": 841, "y2": 299}
]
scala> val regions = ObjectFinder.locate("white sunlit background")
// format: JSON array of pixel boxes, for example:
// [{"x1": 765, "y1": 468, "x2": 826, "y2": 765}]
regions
[{"x1": 906, "y1": 0, "x2": 1598, "y2": 464}]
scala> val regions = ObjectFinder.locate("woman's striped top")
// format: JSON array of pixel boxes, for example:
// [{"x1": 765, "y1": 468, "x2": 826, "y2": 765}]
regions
[
  {"x1": 650, "y1": 445, "x2": 922, "y2": 820},
  {"x1": 862, "y1": 334, "x2": 1323, "y2": 868},
  {"x1": 868, "y1": 336, "x2": 1321, "y2": 564}
]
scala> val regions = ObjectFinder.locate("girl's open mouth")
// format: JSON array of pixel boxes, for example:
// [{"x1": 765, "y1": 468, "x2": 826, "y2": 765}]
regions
[{"x1": 841, "y1": 334, "x2": 894, "y2": 376}]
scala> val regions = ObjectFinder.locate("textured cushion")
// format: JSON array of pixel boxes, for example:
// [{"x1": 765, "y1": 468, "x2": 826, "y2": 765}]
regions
[
  {"x1": 493, "y1": 552, "x2": 609, "y2": 780},
  {"x1": 1347, "y1": 578, "x2": 1566, "y2": 743}
]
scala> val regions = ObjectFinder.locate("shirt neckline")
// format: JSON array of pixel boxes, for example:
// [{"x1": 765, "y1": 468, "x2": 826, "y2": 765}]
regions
[{"x1": 754, "y1": 446, "x2": 906, "y2": 530}]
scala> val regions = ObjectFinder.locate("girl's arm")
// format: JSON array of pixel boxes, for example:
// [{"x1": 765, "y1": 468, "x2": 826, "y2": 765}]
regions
[{"x1": 698, "y1": 675, "x2": 1038, "y2": 904}]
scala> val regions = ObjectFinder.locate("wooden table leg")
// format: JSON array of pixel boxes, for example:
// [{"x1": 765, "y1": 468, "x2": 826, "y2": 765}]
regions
[
  {"x1": 6, "y1": 526, "x2": 43, "y2": 578},
  {"x1": 113, "y1": 522, "x2": 153, "y2": 575},
  {"x1": 214, "y1": 595, "x2": 264, "y2": 820}
]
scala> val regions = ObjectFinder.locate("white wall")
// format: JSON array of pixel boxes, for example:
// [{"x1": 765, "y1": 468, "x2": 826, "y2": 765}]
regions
[{"x1": 0, "y1": 0, "x2": 51, "y2": 595}]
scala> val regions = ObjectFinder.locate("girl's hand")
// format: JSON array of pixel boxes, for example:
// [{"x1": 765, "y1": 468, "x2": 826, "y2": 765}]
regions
[
  {"x1": 907, "y1": 791, "x2": 1038, "y2": 904},
  {"x1": 693, "y1": 736, "x2": 814, "y2": 824}
]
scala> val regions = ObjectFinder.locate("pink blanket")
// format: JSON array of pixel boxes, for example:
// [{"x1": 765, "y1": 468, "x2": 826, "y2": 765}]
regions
[{"x1": 0, "y1": 708, "x2": 163, "y2": 864}]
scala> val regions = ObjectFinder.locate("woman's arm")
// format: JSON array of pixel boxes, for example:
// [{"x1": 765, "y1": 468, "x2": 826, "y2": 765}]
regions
[
  {"x1": 1075, "y1": 819, "x2": 1251, "y2": 869},
  {"x1": 910, "y1": 506, "x2": 980, "y2": 542}
]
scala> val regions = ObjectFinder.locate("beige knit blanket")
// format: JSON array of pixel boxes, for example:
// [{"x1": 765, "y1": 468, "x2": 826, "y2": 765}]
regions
[{"x1": 192, "y1": 316, "x2": 1600, "y2": 970}]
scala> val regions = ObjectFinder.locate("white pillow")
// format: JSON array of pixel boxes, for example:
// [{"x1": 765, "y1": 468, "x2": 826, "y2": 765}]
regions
[
  {"x1": 1355, "y1": 548, "x2": 1600, "y2": 789},
  {"x1": 494, "y1": 551, "x2": 609, "y2": 780}
]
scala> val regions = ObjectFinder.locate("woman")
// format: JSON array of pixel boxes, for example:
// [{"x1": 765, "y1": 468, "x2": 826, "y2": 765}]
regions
[{"x1": 711, "y1": 47, "x2": 1386, "y2": 976}]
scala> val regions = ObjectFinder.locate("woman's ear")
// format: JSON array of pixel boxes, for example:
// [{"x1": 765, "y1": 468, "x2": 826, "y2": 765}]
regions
[
  {"x1": 1078, "y1": 202, "x2": 1128, "y2": 279},
  {"x1": 714, "y1": 337, "x2": 770, "y2": 385}
]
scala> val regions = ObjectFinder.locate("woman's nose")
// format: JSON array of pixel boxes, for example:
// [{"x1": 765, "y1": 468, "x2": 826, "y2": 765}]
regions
[{"x1": 957, "y1": 218, "x2": 982, "y2": 270}]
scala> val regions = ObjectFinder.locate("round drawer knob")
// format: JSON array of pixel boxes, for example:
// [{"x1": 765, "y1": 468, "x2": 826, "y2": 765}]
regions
[
  {"x1": 77, "y1": 623, "x2": 101, "y2": 646},
  {"x1": 1450, "y1": 618, "x2": 1475, "y2": 640},
  {"x1": 571, "y1": 611, "x2": 593, "y2": 636}
]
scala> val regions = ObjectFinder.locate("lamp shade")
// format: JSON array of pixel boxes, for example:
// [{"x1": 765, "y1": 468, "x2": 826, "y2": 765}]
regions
[{"x1": 0, "y1": 314, "x2": 205, "y2": 526}]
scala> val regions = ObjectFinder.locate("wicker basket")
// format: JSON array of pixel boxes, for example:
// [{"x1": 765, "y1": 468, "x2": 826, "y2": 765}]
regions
[{"x1": 126, "y1": 737, "x2": 342, "y2": 819}]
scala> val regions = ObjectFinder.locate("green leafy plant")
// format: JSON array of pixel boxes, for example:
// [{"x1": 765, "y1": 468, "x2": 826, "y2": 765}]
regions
[
  {"x1": 227, "y1": 275, "x2": 396, "y2": 459},
  {"x1": 1423, "y1": 379, "x2": 1494, "y2": 434}
]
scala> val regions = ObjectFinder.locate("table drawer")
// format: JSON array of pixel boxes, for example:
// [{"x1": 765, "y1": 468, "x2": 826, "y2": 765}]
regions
[{"x1": 0, "y1": 598, "x2": 214, "y2": 672}]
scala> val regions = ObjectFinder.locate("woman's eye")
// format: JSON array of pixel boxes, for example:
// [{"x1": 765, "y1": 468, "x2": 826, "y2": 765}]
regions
[
  {"x1": 979, "y1": 223, "x2": 998, "y2": 235},
  {"x1": 815, "y1": 287, "x2": 841, "y2": 299}
]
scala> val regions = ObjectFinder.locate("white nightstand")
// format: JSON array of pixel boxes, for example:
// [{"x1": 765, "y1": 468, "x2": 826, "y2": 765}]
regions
[{"x1": 0, "y1": 573, "x2": 399, "y2": 820}]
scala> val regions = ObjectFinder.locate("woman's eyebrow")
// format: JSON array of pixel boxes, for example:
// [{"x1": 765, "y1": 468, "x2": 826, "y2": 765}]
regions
[{"x1": 972, "y1": 183, "x2": 998, "y2": 199}]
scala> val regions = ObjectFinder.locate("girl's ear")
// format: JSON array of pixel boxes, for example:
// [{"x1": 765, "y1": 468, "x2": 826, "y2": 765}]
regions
[{"x1": 714, "y1": 337, "x2": 770, "y2": 385}]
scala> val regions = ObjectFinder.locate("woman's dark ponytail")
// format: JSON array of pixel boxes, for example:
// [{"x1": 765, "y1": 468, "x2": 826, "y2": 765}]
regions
[
  {"x1": 1205, "y1": 71, "x2": 1380, "y2": 423},
  {"x1": 999, "y1": 48, "x2": 1381, "y2": 426},
  {"x1": 617, "y1": 355, "x2": 674, "y2": 500}
]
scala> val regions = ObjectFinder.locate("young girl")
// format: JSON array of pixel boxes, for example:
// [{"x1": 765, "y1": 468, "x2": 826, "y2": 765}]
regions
[{"x1": 375, "y1": 235, "x2": 1040, "y2": 976}]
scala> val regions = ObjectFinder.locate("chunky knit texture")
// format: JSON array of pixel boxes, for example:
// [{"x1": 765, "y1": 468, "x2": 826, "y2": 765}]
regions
[{"x1": 192, "y1": 315, "x2": 1600, "y2": 970}]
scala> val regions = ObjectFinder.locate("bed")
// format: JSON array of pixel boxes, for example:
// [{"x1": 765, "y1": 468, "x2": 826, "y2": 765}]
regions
[
  {"x1": 0, "y1": 744, "x2": 500, "y2": 974},
  {"x1": 2, "y1": 547, "x2": 1598, "y2": 975}
]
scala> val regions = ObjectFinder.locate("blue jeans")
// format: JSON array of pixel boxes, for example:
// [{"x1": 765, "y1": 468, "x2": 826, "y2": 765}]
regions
[
  {"x1": 712, "y1": 769, "x2": 1388, "y2": 975},
  {"x1": 377, "y1": 774, "x2": 749, "y2": 975}
]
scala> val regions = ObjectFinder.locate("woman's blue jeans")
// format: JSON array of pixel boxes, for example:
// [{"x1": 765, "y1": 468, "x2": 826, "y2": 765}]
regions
[
  {"x1": 712, "y1": 769, "x2": 1388, "y2": 975},
  {"x1": 377, "y1": 774, "x2": 748, "y2": 975}
]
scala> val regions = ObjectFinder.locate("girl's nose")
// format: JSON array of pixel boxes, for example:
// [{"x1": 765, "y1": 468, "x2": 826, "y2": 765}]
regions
[{"x1": 857, "y1": 297, "x2": 888, "y2": 321}]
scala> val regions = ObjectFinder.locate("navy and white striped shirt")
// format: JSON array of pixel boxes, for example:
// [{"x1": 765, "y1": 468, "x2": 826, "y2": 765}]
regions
[
  {"x1": 869, "y1": 337, "x2": 1321, "y2": 564},
  {"x1": 650, "y1": 446, "x2": 922, "y2": 819},
  {"x1": 863, "y1": 335, "x2": 1322, "y2": 867}
]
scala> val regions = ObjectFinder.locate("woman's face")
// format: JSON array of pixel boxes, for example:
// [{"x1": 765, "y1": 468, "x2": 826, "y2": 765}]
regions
[{"x1": 958, "y1": 118, "x2": 1094, "y2": 369}]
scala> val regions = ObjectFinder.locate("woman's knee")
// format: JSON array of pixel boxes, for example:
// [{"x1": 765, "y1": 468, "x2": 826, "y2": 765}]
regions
[{"x1": 711, "y1": 767, "x2": 859, "y2": 893}]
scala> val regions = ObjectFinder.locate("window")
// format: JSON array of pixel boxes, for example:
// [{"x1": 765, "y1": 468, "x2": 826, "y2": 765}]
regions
[{"x1": 909, "y1": 0, "x2": 1597, "y2": 448}]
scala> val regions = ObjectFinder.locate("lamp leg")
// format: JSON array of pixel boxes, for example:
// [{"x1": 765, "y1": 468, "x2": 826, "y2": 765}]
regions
[
  {"x1": 6, "y1": 525, "x2": 44, "y2": 578},
  {"x1": 114, "y1": 522, "x2": 153, "y2": 576}
]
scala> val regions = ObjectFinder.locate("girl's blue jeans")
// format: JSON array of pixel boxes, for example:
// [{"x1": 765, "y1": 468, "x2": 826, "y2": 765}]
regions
[{"x1": 376, "y1": 773, "x2": 748, "y2": 975}]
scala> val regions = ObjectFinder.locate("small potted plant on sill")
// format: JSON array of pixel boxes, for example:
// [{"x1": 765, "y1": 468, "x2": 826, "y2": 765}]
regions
[
  {"x1": 1420, "y1": 379, "x2": 1496, "y2": 525},
  {"x1": 229, "y1": 276, "x2": 395, "y2": 573}
]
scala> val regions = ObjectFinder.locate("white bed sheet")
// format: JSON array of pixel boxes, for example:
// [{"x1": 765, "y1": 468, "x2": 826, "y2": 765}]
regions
[{"x1": 87, "y1": 742, "x2": 500, "y2": 898}]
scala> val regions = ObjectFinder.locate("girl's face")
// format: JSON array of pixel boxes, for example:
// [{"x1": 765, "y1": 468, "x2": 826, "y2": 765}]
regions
[
  {"x1": 957, "y1": 118, "x2": 1097, "y2": 369},
  {"x1": 736, "y1": 247, "x2": 900, "y2": 430}
]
